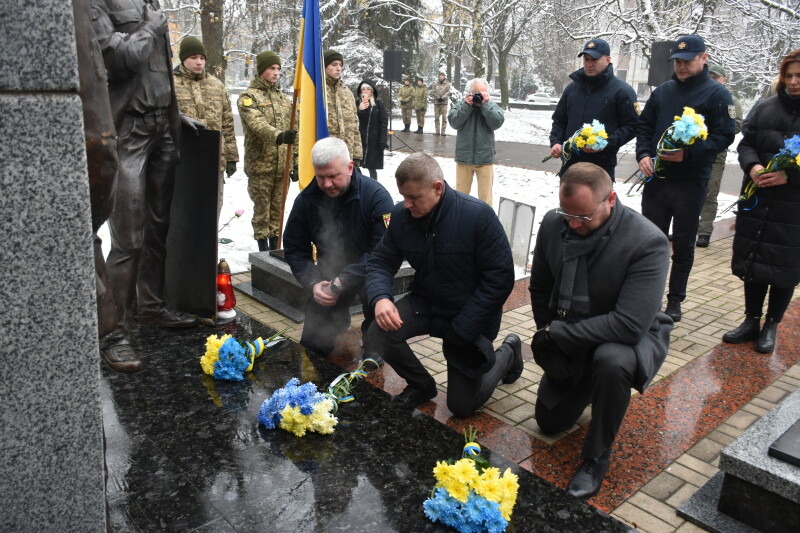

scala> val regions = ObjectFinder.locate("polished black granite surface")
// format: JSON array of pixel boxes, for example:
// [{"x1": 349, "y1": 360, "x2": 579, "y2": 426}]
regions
[{"x1": 102, "y1": 314, "x2": 629, "y2": 532}]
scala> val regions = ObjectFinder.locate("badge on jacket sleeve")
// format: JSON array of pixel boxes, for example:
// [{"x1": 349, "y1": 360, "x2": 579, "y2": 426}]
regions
[
  {"x1": 241, "y1": 96, "x2": 253, "y2": 107},
  {"x1": 728, "y1": 105, "x2": 736, "y2": 119},
  {"x1": 633, "y1": 101, "x2": 641, "y2": 115},
  {"x1": 382, "y1": 213, "x2": 391, "y2": 228}
]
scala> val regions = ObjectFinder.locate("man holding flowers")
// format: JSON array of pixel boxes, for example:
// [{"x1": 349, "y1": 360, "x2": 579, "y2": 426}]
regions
[
  {"x1": 636, "y1": 35, "x2": 736, "y2": 321},
  {"x1": 549, "y1": 38, "x2": 640, "y2": 180}
]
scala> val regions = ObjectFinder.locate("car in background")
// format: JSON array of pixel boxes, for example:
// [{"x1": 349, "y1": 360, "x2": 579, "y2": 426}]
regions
[{"x1": 526, "y1": 92, "x2": 553, "y2": 103}]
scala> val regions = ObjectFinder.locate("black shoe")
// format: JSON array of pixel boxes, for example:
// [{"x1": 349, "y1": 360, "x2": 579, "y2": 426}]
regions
[
  {"x1": 696, "y1": 235, "x2": 710, "y2": 248},
  {"x1": 101, "y1": 341, "x2": 144, "y2": 374},
  {"x1": 502, "y1": 334, "x2": 523, "y2": 384},
  {"x1": 756, "y1": 318, "x2": 778, "y2": 353},
  {"x1": 392, "y1": 382, "x2": 437, "y2": 408},
  {"x1": 268, "y1": 236, "x2": 279, "y2": 251},
  {"x1": 722, "y1": 316, "x2": 761, "y2": 344},
  {"x1": 567, "y1": 453, "x2": 611, "y2": 499},
  {"x1": 139, "y1": 308, "x2": 197, "y2": 328},
  {"x1": 416, "y1": 127, "x2": 423, "y2": 134},
  {"x1": 665, "y1": 298, "x2": 682, "y2": 322},
  {"x1": 403, "y1": 125, "x2": 410, "y2": 132},
  {"x1": 257, "y1": 238, "x2": 268, "y2": 251}
]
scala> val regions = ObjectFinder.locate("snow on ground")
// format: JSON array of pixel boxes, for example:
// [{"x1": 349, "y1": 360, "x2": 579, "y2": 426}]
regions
[{"x1": 99, "y1": 101, "x2": 740, "y2": 274}]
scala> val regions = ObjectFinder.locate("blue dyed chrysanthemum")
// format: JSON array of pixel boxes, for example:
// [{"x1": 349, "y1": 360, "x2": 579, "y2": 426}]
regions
[
  {"x1": 784, "y1": 135, "x2": 800, "y2": 156},
  {"x1": 257, "y1": 378, "x2": 327, "y2": 428},
  {"x1": 212, "y1": 338, "x2": 251, "y2": 381},
  {"x1": 423, "y1": 488, "x2": 509, "y2": 533}
]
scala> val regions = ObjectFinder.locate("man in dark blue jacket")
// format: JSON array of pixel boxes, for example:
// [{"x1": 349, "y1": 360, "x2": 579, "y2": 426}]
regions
[
  {"x1": 549, "y1": 38, "x2": 639, "y2": 180},
  {"x1": 365, "y1": 153, "x2": 523, "y2": 416},
  {"x1": 284, "y1": 137, "x2": 394, "y2": 358},
  {"x1": 636, "y1": 35, "x2": 736, "y2": 321}
]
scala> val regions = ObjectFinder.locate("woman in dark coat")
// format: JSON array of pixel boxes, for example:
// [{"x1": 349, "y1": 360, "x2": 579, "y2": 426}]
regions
[
  {"x1": 724, "y1": 49, "x2": 800, "y2": 353},
  {"x1": 355, "y1": 80, "x2": 388, "y2": 180}
]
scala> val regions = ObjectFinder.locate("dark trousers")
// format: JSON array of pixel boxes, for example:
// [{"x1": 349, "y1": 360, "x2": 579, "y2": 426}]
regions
[
  {"x1": 300, "y1": 287, "x2": 375, "y2": 357},
  {"x1": 744, "y1": 281, "x2": 795, "y2": 322},
  {"x1": 365, "y1": 296, "x2": 514, "y2": 418},
  {"x1": 106, "y1": 112, "x2": 178, "y2": 328},
  {"x1": 535, "y1": 342, "x2": 637, "y2": 459},
  {"x1": 642, "y1": 178, "x2": 708, "y2": 301}
]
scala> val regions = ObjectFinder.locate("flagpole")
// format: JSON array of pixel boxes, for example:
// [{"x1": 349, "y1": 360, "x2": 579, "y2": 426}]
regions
[{"x1": 277, "y1": 93, "x2": 298, "y2": 250}]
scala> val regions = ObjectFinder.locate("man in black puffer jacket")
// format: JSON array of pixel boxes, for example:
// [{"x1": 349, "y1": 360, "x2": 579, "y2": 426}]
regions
[
  {"x1": 365, "y1": 153, "x2": 523, "y2": 416},
  {"x1": 550, "y1": 38, "x2": 639, "y2": 180},
  {"x1": 636, "y1": 35, "x2": 736, "y2": 322}
]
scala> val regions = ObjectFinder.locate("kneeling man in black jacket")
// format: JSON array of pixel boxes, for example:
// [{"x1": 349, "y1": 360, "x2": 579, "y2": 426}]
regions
[
  {"x1": 530, "y1": 162, "x2": 672, "y2": 498},
  {"x1": 365, "y1": 152, "x2": 523, "y2": 416}
]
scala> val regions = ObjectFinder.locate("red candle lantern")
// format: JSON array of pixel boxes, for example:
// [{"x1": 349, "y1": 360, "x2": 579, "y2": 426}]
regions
[{"x1": 217, "y1": 258, "x2": 236, "y2": 320}]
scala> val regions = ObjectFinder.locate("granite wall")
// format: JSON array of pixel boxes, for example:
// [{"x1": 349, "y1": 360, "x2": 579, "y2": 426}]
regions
[{"x1": 0, "y1": 1, "x2": 105, "y2": 530}]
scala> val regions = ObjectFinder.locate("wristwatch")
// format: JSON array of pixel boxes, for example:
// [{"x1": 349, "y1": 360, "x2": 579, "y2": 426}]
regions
[{"x1": 329, "y1": 280, "x2": 342, "y2": 295}]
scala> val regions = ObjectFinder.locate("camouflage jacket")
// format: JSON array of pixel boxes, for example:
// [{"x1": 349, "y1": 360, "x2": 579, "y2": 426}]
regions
[
  {"x1": 237, "y1": 76, "x2": 295, "y2": 178},
  {"x1": 398, "y1": 85, "x2": 414, "y2": 108},
  {"x1": 174, "y1": 65, "x2": 238, "y2": 170},
  {"x1": 412, "y1": 85, "x2": 428, "y2": 110},
  {"x1": 430, "y1": 79, "x2": 451, "y2": 104},
  {"x1": 325, "y1": 75, "x2": 362, "y2": 160}
]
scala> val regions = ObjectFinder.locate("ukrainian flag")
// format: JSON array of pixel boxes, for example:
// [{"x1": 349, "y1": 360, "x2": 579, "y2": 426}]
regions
[{"x1": 294, "y1": 0, "x2": 328, "y2": 189}]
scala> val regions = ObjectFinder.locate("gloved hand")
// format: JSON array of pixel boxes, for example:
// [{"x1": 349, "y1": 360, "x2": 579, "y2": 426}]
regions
[
  {"x1": 531, "y1": 327, "x2": 572, "y2": 383},
  {"x1": 180, "y1": 113, "x2": 206, "y2": 135},
  {"x1": 225, "y1": 161, "x2": 237, "y2": 177},
  {"x1": 275, "y1": 129, "x2": 297, "y2": 145},
  {"x1": 143, "y1": 3, "x2": 169, "y2": 37},
  {"x1": 354, "y1": 158, "x2": 361, "y2": 168},
  {"x1": 290, "y1": 167, "x2": 299, "y2": 182}
]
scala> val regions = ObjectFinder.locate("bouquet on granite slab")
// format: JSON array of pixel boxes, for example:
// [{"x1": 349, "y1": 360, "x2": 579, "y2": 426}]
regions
[
  {"x1": 257, "y1": 358, "x2": 378, "y2": 437},
  {"x1": 423, "y1": 427, "x2": 519, "y2": 533},
  {"x1": 200, "y1": 328, "x2": 288, "y2": 381},
  {"x1": 542, "y1": 120, "x2": 609, "y2": 169}
]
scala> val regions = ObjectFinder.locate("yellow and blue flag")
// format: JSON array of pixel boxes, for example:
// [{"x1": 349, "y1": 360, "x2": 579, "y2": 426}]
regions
[{"x1": 294, "y1": 0, "x2": 328, "y2": 189}]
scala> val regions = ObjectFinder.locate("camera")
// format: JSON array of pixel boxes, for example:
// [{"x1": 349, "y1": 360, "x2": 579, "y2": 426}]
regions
[
  {"x1": 437, "y1": 97, "x2": 444, "y2": 103},
  {"x1": 471, "y1": 92, "x2": 483, "y2": 108}
]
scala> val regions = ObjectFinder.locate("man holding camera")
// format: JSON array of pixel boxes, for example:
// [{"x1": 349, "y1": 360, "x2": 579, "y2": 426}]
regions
[
  {"x1": 447, "y1": 77, "x2": 505, "y2": 206},
  {"x1": 430, "y1": 73, "x2": 451, "y2": 136}
]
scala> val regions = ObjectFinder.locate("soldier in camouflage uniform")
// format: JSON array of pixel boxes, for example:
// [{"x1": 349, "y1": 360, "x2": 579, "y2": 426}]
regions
[
  {"x1": 238, "y1": 51, "x2": 297, "y2": 251},
  {"x1": 323, "y1": 50, "x2": 362, "y2": 166},
  {"x1": 173, "y1": 37, "x2": 239, "y2": 216},
  {"x1": 430, "y1": 73, "x2": 451, "y2": 136},
  {"x1": 398, "y1": 78, "x2": 414, "y2": 132},
  {"x1": 413, "y1": 77, "x2": 428, "y2": 133}
]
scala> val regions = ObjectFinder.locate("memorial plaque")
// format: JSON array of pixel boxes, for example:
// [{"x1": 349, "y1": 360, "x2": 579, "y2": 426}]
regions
[{"x1": 769, "y1": 418, "x2": 800, "y2": 467}]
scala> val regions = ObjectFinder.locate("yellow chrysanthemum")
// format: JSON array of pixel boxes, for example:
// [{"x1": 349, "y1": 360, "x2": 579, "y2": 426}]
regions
[
  {"x1": 598, "y1": 130, "x2": 608, "y2": 139},
  {"x1": 279, "y1": 405, "x2": 308, "y2": 437},
  {"x1": 474, "y1": 467, "x2": 503, "y2": 503},
  {"x1": 452, "y1": 458, "x2": 480, "y2": 486},
  {"x1": 498, "y1": 469, "x2": 519, "y2": 520},
  {"x1": 200, "y1": 334, "x2": 231, "y2": 375},
  {"x1": 575, "y1": 137, "x2": 586, "y2": 148},
  {"x1": 795, "y1": 154, "x2": 800, "y2": 166},
  {"x1": 308, "y1": 399, "x2": 337, "y2": 434},
  {"x1": 587, "y1": 135, "x2": 598, "y2": 146},
  {"x1": 581, "y1": 126, "x2": 593, "y2": 137}
]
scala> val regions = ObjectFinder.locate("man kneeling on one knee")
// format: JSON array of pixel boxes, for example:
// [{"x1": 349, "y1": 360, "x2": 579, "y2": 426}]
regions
[
  {"x1": 365, "y1": 152, "x2": 523, "y2": 417},
  {"x1": 530, "y1": 162, "x2": 672, "y2": 498}
]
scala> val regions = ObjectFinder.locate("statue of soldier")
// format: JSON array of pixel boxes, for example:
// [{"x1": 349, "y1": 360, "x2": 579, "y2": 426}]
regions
[{"x1": 91, "y1": 0, "x2": 197, "y2": 363}]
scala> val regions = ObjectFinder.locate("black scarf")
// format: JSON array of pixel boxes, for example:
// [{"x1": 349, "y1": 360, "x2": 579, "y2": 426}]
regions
[{"x1": 551, "y1": 204, "x2": 619, "y2": 319}]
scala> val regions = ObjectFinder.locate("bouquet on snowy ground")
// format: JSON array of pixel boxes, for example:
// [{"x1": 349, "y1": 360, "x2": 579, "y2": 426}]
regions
[
  {"x1": 651, "y1": 106, "x2": 708, "y2": 176},
  {"x1": 723, "y1": 134, "x2": 800, "y2": 213},
  {"x1": 423, "y1": 427, "x2": 519, "y2": 533},
  {"x1": 200, "y1": 328, "x2": 288, "y2": 381},
  {"x1": 542, "y1": 120, "x2": 609, "y2": 169},
  {"x1": 257, "y1": 358, "x2": 379, "y2": 437}
]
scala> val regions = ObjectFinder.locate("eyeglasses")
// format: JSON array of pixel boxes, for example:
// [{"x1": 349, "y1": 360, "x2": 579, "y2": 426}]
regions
[{"x1": 556, "y1": 192, "x2": 610, "y2": 223}]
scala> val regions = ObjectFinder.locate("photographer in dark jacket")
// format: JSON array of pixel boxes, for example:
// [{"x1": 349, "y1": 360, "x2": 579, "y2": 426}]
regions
[
  {"x1": 284, "y1": 138, "x2": 394, "y2": 358},
  {"x1": 550, "y1": 39, "x2": 639, "y2": 180},
  {"x1": 636, "y1": 35, "x2": 735, "y2": 322},
  {"x1": 355, "y1": 80, "x2": 388, "y2": 180},
  {"x1": 723, "y1": 49, "x2": 800, "y2": 354},
  {"x1": 365, "y1": 153, "x2": 522, "y2": 416}
]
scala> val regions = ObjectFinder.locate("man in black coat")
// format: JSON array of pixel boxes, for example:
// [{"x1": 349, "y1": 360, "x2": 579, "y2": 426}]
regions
[
  {"x1": 365, "y1": 153, "x2": 523, "y2": 416},
  {"x1": 636, "y1": 35, "x2": 736, "y2": 321},
  {"x1": 530, "y1": 162, "x2": 672, "y2": 498},
  {"x1": 549, "y1": 39, "x2": 639, "y2": 180},
  {"x1": 284, "y1": 137, "x2": 394, "y2": 358}
]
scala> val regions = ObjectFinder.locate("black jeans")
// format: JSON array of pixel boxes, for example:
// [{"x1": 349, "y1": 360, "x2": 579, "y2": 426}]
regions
[
  {"x1": 641, "y1": 178, "x2": 708, "y2": 301},
  {"x1": 535, "y1": 342, "x2": 637, "y2": 459},
  {"x1": 366, "y1": 296, "x2": 514, "y2": 417},
  {"x1": 744, "y1": 281, "x2": 796, "y2": 322}
]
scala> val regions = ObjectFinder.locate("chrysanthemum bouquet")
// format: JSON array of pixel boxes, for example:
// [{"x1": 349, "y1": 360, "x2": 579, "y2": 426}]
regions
[
  {"x1": 423, "y1": 427, "x2": 519, "y2": 533},
  {"x1": 200, "y1": 328, "x2": 287, "y2": 381},
  {"x1": 543, "y1": 120, "x2": 609, "y2": 169},
  {"x1": 257, "y1": 358, "x2": 378, "y2": 437},
  {"x1": 652, "y1": 106, "x2": 708, "y2": 176},
  {"x1": 724, "y1": 134, "x2": 800, "y2": 212}
]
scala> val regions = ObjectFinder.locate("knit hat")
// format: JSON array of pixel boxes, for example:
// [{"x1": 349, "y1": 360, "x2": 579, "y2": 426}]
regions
[
  {"x1": 324, "y1": 49, "x2": 344, "y2": 67},
  {"x1": 256, "y1": 51, "x2": 281, "y2": 75},
  {"x1": 179, "y1": 36, "x2": 206, "y2": 62},
  {"x1": 709, "y1": 65, "x2": 727, "y2": 77}
]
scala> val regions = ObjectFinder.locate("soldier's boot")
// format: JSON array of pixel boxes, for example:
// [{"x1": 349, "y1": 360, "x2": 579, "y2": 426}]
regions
[
  {"x1": 416, "y1": 127, "x2": 423, "y2": 134},
  {"x1": 268, "y1": 236, "x2": 279, "y2": 250},
  {"x1": 257, "y1": 238, "x2": 268, "y2": 251},
  {"x1": 403, "y1": 124, "x2": 410, "y2": 132}
]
